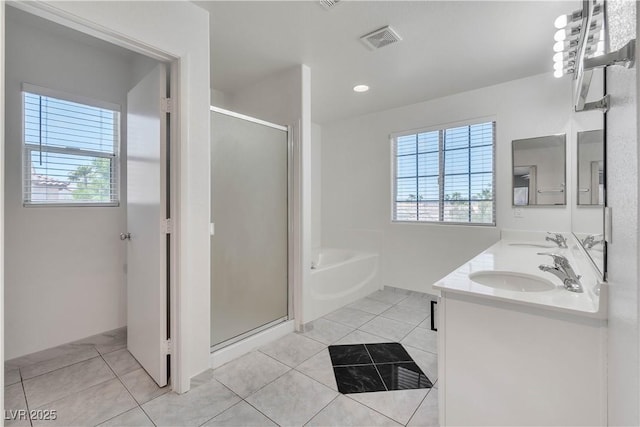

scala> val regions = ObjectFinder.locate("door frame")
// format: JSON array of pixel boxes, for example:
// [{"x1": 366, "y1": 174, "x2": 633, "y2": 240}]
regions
[{"x1": 2, "y1": 2, "x2": 185, "y2": 393}]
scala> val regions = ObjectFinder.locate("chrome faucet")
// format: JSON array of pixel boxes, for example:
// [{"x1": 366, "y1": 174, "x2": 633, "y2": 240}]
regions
[
  {"x1": 537, "y1": 252, "x2": 583, "y2": 293},
  {"x1": 582, "y1": 234, "x2": 604, "y2": 249},
  {"x1": 545, "y1": 232, "x2": 568, "y2": 248}
]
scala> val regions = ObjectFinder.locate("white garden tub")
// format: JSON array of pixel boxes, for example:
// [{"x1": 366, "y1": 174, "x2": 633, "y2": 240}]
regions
[{"x1": 304, "y1": 248, "x2": 380, "y2": 322}]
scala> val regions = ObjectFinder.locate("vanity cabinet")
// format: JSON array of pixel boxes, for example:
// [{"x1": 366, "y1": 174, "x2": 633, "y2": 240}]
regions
[{"x1": 437, "y1": 291, "x2": 607, "y2": 426}]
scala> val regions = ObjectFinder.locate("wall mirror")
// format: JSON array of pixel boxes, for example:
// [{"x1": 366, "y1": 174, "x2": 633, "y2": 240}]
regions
[
  {"x1": 512, "y1": 135, "x2": 566, "y2": 206},
  {"x1": 572, "y1": 65, "x2": 605, "y2": 279},
  {"x1": 577, "y1": 130, "x2": 604, "y2": 206}
]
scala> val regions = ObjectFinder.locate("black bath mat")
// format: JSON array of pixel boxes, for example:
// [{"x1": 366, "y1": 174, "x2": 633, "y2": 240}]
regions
[{"x1": 328, "y1": 342, "x2": 432, "y2": 394}]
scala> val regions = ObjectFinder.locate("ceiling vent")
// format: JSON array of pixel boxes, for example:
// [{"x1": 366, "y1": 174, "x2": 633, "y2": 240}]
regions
[
  {"x1": 319, "y1": 0, "x2": 341, "y2": 10},
  {"x1": 360, "y1": 26, "x2": 402, "y2": 50}
]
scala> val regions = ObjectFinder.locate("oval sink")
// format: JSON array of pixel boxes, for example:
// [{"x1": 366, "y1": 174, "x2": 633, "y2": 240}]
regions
[
  {"x1": 508, "y1": 243, "x2": 556, "y2": 249},
  {"x1": 469, "y1": 271, "x2": 556, "y2": 292}
]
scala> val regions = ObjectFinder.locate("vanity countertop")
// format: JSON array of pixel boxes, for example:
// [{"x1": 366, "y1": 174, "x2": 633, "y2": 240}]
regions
[{"x1": 433, "y1": 230, "x2": 607, "y2": 319}]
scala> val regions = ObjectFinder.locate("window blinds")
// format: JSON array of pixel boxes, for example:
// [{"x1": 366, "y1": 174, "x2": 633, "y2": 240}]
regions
[
  {"x1": 23, "y1": 91, "x2": 120, "y2": 206},
  {"x1": 393, "y1": 121, "x2": 495, "y2": 225}
]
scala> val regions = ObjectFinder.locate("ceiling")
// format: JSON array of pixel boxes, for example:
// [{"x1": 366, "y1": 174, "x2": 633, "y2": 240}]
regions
[{"x1": 198, "y1": 0, "x2": 578, "y2": 124}]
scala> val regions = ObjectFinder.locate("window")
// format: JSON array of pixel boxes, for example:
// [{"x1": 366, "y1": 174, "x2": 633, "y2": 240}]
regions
[
  {"x1": 22, "y1": 86, "x2": 120, "y2": 206},
  {"x1": 392, "y1": 121, "x2": 495, "y2": 225}
]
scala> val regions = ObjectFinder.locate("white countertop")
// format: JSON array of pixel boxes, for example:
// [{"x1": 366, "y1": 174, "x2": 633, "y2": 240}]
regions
[{"x1": 433, "y1": 230, "x2": 607, "y2": 319}]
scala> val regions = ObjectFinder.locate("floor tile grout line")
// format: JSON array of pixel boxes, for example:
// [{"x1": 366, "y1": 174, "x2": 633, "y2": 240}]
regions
[
  {"x1": 291, "y1": 365, "x2": 338, "y2": 393},
  {"x1": 96, "y1": 343, "x2": 128, "y2": 356},
  {"x1": 257, "y1": 343, "x2": 324, "y2": 371},
  {"x1": 18, "y1": 375, "x2": 34, "y2": 427},
  {"x1": 323, "y1": 305, "x2": 377, "y2": 321},
  {"x1": 18, "y1": 350, "x2": 103, "y2": 382},
  {"x1": 320, "y1": 314, "x2": 372, "y2": 330},
  {"x1": 98, "y1": 351, "x2": 160, "y2": 427},
  {"x1": 362, "y1": 345, "x2": 388, "y2": 392},
  {"x1": 343, "y1": 391, "x2": 415, "y2": 426},
  {"x1": 195, "y1": 399, "x2": 245, "y2": 427},
  {"x1": 331, "y1": 359, "x2": 416, "y2": 368},
  {"x1": 377, "y1": 307, "x2": 430, "y2": 326},
  {"x1": 21, "y1": 357, "x2": 118, "y2": 411},
  {"x1": 243, "y1": 397, "x2": 288, "y2": 427},
  {"x1": 339, "y1": 327, "x2": 389, "y2": 345},
  {"x1": 292, "y1": 331, "x2": 327, "y2": 346},
  {"x1": 355, "y1": 315, "x2": 415, "y2": 343},
  {"x1": 403, "y1": 343, "x2": 437, "y2": 357},
  {"x1": 302, "y1": 393, "x2": 341, "y2": 426},
  {"x1": 404, "y1": 386, "x2": 434, "y2": 426},
  {"x1": 8, "y1": 330, "x2": 125, "y2": 371},
  {"x1": 220, "y1": 357, "x2": 292, "y2": 400},
  {"x1": 16, "y1": 339, "x2": 127, "y2": 382},
  {"x1": 189, "y1": 379, "x2": 254, "y2": 427},
  {"x1": 137, "y1": 403, "x2": 158, "y2": 427},
  {"x1": 395, "y1": 312, "x2": 428, "y2": 344},
  {"x1": 296, "y1": 321, "x2": 354, "y2": 347},
  {"x1": 29, "y1": 375, "x2": 120, "y2": 416},
  {"x1": 95, "y1": 352, "x2": 146, "y2": 425}
]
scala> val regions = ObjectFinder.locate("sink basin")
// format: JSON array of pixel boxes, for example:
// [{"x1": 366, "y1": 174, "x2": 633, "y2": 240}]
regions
[
  {"x1": 508, "y1": 243, "x2": 556, "y2": 249},
  {"x1": 469, "y1": 271, "x2": 556, "y2": 292}
]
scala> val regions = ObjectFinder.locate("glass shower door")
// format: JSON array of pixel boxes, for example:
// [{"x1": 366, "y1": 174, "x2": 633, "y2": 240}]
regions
[{"x1": 210, "y1": 109, "x2": 289, "y2": 348}]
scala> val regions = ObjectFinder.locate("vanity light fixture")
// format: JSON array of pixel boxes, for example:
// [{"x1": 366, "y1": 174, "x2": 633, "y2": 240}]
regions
[
  {"x1": 552, "y1": 1, "x2": 605, "y2": 79},
  {"x1": 353, "y1": 84, "x2": 370, "y2": 93},
  {"x1": 556, "y1": 1, "x2": 636, "y2": 112},
  {"x1": 554, "y1": 4, "x2": 602, "y2": 29}
]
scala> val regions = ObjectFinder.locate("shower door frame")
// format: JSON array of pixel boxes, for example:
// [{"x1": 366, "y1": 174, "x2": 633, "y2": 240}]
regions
[{"x1": 209, "y1": 106, "x2": 294, "y2": 352}]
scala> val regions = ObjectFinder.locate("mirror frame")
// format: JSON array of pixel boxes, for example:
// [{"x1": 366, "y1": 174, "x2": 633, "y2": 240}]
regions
[{"x1": 511, "y1": 134, "x2": 567, "y2": 207}]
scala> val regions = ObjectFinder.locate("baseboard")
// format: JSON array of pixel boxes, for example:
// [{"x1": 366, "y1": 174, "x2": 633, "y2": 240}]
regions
[{"x1": 209, "y1": 320, "x2": 295, "y2": 369}]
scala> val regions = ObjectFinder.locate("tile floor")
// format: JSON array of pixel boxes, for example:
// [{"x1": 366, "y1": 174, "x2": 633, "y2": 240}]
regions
[
  {"x1": 327, "y1": 343, "x2": 432, "y2": 394},
  {"x1": 4, "y1": 287, "x2": 439, "y2": 426}
]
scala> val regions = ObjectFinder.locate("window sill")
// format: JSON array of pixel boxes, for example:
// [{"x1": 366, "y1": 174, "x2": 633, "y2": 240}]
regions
[
  {"x1": 23, "y1": 202, "x2": 120, "y2": 208},
  {"x1": 391, "y1": 220, "x2": 496, "y2": 227}
]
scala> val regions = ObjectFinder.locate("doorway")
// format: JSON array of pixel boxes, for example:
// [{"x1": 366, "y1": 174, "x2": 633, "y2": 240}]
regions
[{"x1": 3, "y1": 5, "x2": 173, "y2": 393}]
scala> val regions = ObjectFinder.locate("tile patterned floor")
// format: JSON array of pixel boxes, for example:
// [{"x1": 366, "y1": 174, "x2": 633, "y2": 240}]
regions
[
  {"x1": 328, "y1": 343, "x2": 432, "y2": 394},
  {"x1": 4, "y1": 287, "x2": 439, "y2": 426}
]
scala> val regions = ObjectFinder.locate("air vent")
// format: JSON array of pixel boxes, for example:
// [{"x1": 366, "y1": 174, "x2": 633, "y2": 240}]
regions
[
  {"x1": 360, "y1": 26, "x2": 402, "y2": 50},
  {"x1": 319, "y1": 0, "x2": 341, "y2": 10}
]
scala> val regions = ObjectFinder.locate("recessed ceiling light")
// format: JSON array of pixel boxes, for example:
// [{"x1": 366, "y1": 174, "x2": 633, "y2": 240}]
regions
[{"x1": 353, "y1": 85, "x2": 369, "y2": 93}]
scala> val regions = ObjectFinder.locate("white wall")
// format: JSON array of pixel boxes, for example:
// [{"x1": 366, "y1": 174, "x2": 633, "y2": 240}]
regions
[
  {"x1": 321, "y1": 73, "x2": 576, "y2": 294},
  {"x1": 227, "y1": 66, "x2": 304, "y2": 126},
  {"x1": 311, "y1": 122, "x2": 321, "y2": 251},
  {"x1": 606, "y1": 1, "x2": 639, "y2": 424},
  {"x1": 4, "y1": 9, "x2": 135, "y2": 359},
  {"x1": 4, "y1": 1, "x2": 211, "y2": 392},
  {"x1": 210, "y1": 88, "x2": 228, "y2": 109}
]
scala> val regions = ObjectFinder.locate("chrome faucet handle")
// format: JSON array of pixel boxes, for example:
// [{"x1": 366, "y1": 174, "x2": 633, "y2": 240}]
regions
[
  {"x1": 546, "y1": 232, "x2": 568, "y2": 248},
  {"x1": 582, "y1": 234, "x2": 604, "y2": 248},
  {"x1": 537, "y1": 252, "x2": 569, "y2": 267},
  {"x1": 537, "y1": 253, "x2": 583, "y2": 292},
  {"x1": 537, "y1": 252, "x2": 581, "y2": 280}
]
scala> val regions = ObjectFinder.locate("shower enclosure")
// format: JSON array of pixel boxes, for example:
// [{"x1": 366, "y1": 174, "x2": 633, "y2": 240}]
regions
[{"x1": 210, "y1": 107, "x2": 290, "y2": 349}]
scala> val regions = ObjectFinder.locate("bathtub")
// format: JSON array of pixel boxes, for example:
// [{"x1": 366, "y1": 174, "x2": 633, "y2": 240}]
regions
[{"x1": 303, "y1": 248, "x2": 381, "y2": 322}]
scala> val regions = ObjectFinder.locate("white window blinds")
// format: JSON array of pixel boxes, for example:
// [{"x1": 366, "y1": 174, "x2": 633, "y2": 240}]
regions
[
  {"x1": 393, "y1": 121, "x2": 495, "y2": 225},
  {"x1": 23, "y1": 89, "x2": 120, "y2": 206}
]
